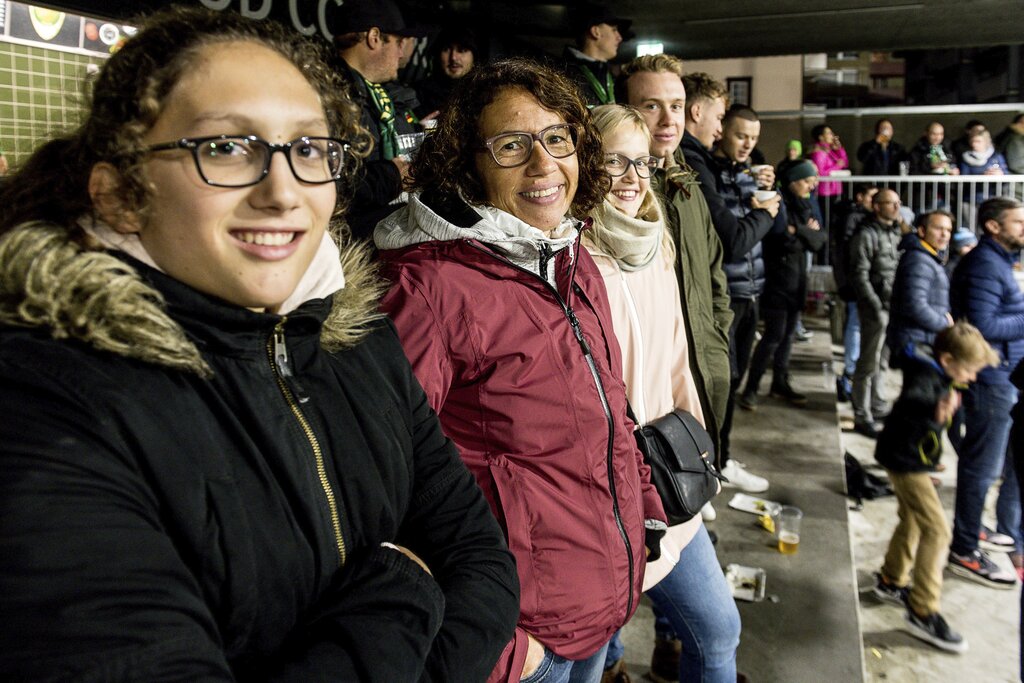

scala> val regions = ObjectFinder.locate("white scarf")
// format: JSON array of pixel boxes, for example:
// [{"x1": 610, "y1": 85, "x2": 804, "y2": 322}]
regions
[
  {"x1": 962, "y1": 147, "x2": 994, "y2": 168},
  {"x1": 78, "y1": 216, "x2": 345, "y2": 314},
  {"x1": 586, "y1": 190, "x2": 664, "y2": 271}
]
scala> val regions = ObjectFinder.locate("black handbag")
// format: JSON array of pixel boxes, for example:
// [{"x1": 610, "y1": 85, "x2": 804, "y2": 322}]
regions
[{"x1": 632, "y1": 408, "x2": 727, "y2": 525}]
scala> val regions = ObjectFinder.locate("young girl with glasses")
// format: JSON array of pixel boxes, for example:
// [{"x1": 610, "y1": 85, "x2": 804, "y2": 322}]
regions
[{"x1": 0, "y1": 8, "x2": 518, "y2": 680}]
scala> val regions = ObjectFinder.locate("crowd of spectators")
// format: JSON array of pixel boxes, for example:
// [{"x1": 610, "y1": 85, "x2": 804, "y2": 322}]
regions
[{"x1": 2, "y1": 0, "x2": 1024, "y2": 681}]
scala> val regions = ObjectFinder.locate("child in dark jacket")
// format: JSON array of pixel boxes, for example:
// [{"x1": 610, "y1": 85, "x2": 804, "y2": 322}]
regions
[{"x1": 873, "y1": 322, "x2": 998, "y2": 653}]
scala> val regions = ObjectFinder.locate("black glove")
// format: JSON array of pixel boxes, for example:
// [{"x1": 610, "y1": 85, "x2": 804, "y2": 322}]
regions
[{"x1": 644, "y1": 519, "x2": 668, "y2": 562}]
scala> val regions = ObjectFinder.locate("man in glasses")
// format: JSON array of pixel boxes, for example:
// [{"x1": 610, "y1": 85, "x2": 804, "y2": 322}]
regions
[{"x1": 331, "y1": 0, "x2": 423, "y2": 239}]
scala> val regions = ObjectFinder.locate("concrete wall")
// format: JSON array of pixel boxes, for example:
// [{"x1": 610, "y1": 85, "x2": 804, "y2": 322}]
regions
[{"x1": 681, "y1": 55, "x2": 804, "y2": 112}]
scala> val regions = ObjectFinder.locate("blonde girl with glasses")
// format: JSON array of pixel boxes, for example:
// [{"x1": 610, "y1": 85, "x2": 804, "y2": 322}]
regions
[{"x1": 584, "y1": 104, "x2": 740, "y2": 683}]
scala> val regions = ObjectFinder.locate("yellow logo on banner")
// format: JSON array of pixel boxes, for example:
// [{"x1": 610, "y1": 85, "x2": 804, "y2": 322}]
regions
[{"x1": 28, "y1": 6, "x2": 65, "y2": 41}]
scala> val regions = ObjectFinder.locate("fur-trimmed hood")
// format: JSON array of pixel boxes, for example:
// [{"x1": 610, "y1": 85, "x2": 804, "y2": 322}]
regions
[{"x1": 0, "y1": 221, "x2": 383, "y2": 377}]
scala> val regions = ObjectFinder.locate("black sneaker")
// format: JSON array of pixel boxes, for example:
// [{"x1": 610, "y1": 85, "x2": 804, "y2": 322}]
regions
[
  {"x1": 872, "y1": 572, "x2": 909, "y2": 606},
  {"x1": 904, "y1": 610, "x2": 968, "y2": 653},
  {"x1": 853, "y1": 421, "x2": 882, "y2": 439},
  {"x1": 737, "y1": 391, "x2": 758, "y2": 411},
  {"x1": 770, "y1": 378, "x2": 808, "y2": 406},
  {"x1": 979, "y1": 525, "x2": 1016, "y2": 553},
  {"x1": 947, "y1": 549, "x2": 1017, "y2": 589}
]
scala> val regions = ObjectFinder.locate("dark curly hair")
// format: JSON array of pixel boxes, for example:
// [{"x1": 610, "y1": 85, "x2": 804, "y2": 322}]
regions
[
  {"x1": 0, "y1": 6, "x2": 369, "y2": 236},
  {"x1": 409, "y1": 57, "x2": 610, "y2": 218}
]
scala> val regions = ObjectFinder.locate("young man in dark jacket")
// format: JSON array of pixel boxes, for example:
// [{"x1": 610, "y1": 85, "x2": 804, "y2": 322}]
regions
[
  {"x1": 887, "y1": 210, "x2": 954, "y2": 365},
  {"x1": 857, "y1": 118, "x2": 906, "y2": 176},
  {"x1": 561, "y1": 4, "x2": 630, "y2": 105},
  {"x1": 740, "y1": 159, "x2": 825, "y2": 409},
  {"x1": 873, "y1": 323, "x2": 997, "y2": 653},
  {"x1": 947, "y1": 197, "x2": 1024, "y2": 589},
  {"x1": 831, "y1": 184, "x2": 878, "y2": 399},
  {"x1": 332, "y1": 0, "x2": 419, "y2": 239},
  {"x1": 681, "y1": 77, "x2": 779, "y2": 492}
]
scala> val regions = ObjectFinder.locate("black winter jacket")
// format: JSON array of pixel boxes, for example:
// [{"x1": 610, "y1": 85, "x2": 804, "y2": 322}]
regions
[
  {"x1": 856, "y1": 139, "x2": 907, "y2": 176},
  {"x1": 0, "y1": 229, "x2": 519, "y2": 682},
  {"x1": 762, "y1": 190, "x2": 827, "y2": 311},
  {"x1": 876, "y1": 344, "x2": 956, "y2": 472},
  {"x1": 887, "y1": 234, "x2": 950, "y2": 361},
  {"x1": 830, "y1": 201, "x2": 870, "y2": 302},
  {"x1": 336, "y1": 59, "x2": 410, "y2": 240},
  {"x1": 682, "y1": 132, "x2": 775, "y2": 300}
]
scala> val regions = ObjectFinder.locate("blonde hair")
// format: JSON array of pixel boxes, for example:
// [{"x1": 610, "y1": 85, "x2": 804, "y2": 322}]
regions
[
  {"x1": 620, "y1": 53, "x2": 684, "y2": 79},
  {"x1": 590, "y1": 104, "x2": 653, "y2": 147},
  {"x1": 586, "y1": 104, "x2": 675, "y2": 262},
  {"x1": 935, "y1": 321, "x2": 999, "y2": 368}
]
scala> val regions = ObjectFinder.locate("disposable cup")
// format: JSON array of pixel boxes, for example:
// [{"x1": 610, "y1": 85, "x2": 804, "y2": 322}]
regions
[{"x1": 776, "y1": 506, "x2": 803, "y2": 554}]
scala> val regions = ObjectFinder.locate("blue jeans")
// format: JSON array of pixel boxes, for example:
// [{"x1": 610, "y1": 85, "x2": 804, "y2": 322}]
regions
[
  {"x1": 522, "y1": 642, "x2": 610, "y2": 683},
  {"x1": 648, "y1": 525, "x2": 741, "y2": 683},
  {"x1": 843, "y1": 302, "x2": 860, "y2": 376},
  {"x1": 997, "y1": 449, "x2": 1023, "y2": 553},
  {"x1": 951, "y1": 381, "x2": 1019, "y2": 555}
]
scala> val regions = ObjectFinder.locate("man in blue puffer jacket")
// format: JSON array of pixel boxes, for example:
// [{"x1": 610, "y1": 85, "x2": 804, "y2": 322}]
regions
[
  {"x1": 887, "y1": 210, "x2": 954, "y2": 366},
  {"x1": 948, "y1": 197, "x2": 1024, "y2": 589}
]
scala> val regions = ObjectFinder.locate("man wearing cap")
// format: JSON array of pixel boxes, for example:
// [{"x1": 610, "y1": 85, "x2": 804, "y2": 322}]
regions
[
  {"x1": 332, "y1": 0, "x2": 422, "y2": 239},
  {"x1": 562, "y1": 5, "x2": 631, "y2": 106}
]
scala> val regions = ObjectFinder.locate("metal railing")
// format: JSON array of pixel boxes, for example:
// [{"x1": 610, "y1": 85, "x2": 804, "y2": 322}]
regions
[{"x1": 819, "y1": 174, "x2": 1024, "y2": 232}]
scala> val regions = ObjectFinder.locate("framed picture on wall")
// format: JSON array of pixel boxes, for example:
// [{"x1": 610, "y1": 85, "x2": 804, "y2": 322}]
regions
[{"x1": 727, "y1": 77, "x2": 752, "y2": 107}]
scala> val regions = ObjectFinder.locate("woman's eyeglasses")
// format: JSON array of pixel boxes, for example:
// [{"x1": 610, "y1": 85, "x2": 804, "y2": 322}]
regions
[
  {"x1": 480, "y1": 124, "x2": 580, "y2": 168},
  {"x1": 604, "y1": 153, "x2": 659, "y2": 179},
  {"x1": 145, "y1": 135, "x2": 349, "y2": 187}
]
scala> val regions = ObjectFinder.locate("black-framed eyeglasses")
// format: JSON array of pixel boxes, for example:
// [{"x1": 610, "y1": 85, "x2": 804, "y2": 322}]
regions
[
  {"x1": 479, "y1": 123, "x2": 580, "y2": 168},
  {"x1": 604, "y1": 153, "x2": 659, "y2": 179},
  {"x1": 145, "y1": 135, "x2": 350, "y2": 188}
]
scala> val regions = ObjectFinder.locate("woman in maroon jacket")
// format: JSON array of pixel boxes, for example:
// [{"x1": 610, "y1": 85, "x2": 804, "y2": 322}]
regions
[{"x1": 375, "y1": 58, "x2": 667, "y2": 683}]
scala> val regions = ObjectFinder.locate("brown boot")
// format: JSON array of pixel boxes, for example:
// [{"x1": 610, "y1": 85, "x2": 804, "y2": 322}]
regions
[
  {"x1": 600, "y1": 657, "x2": 633, "y2": 683},
  {"x1": 648, "y1": 638, "x2": 681, "y2": 683}
]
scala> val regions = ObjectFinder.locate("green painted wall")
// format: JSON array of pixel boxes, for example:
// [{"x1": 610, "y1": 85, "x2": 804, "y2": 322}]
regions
[{"x1": 0, "y1": 40, "x2": 104, "y2": 166}]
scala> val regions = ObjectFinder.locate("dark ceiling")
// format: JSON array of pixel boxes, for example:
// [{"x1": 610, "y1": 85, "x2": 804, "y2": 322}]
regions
[
  {"x1": 32, "y1": 0, "x2": 1024, "y2": 60},
  {"x1": 458, "y1": 0, "x2": 1024, "y2": 59}
]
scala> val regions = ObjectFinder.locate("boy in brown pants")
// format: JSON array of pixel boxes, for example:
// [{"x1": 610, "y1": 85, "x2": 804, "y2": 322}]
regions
[{"x1": 873, "y1": 322, "x2": 998, "y2": 652}]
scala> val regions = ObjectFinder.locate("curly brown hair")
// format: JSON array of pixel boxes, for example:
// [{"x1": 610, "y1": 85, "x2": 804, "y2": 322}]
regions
[
  {"x1": 409, "y1": 57, "x2": 610, "y2": 218},
  {"x1": 0, "y1": 6, "x2": 369, "y2": 236}
]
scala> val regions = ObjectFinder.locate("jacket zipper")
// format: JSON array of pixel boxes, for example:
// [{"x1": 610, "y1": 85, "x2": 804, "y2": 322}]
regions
[
  {"x1": 267, "y1": 319, "x2": 347, "y2": 566},
  {"x1": 466, "y1": 239, "x2": 636, "y2": 617}
]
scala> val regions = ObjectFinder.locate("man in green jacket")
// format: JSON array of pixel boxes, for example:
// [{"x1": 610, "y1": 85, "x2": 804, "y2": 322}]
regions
[{"x1": 618, "y1": 55, "x2": 733, "y2": 461}]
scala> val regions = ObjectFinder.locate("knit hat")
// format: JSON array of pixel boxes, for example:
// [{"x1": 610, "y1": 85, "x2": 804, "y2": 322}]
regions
[
  {"x1": 786, "y1": 139, "x2": 802, "y2": 155},
  {"x1": 783, "y1": 159, "x2": 817, "y2": 186},
  {"x1": 951, "y1": 228, "x2": 978, "y2": 250}
]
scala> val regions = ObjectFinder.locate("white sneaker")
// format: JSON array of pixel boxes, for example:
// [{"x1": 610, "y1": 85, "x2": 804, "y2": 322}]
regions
[
  {"x1": 721, "y1": 460, "x2": 769, "y2": 493},
  {"x1": 701, "y1": 501, "x2": 717, "y2": 521}
]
